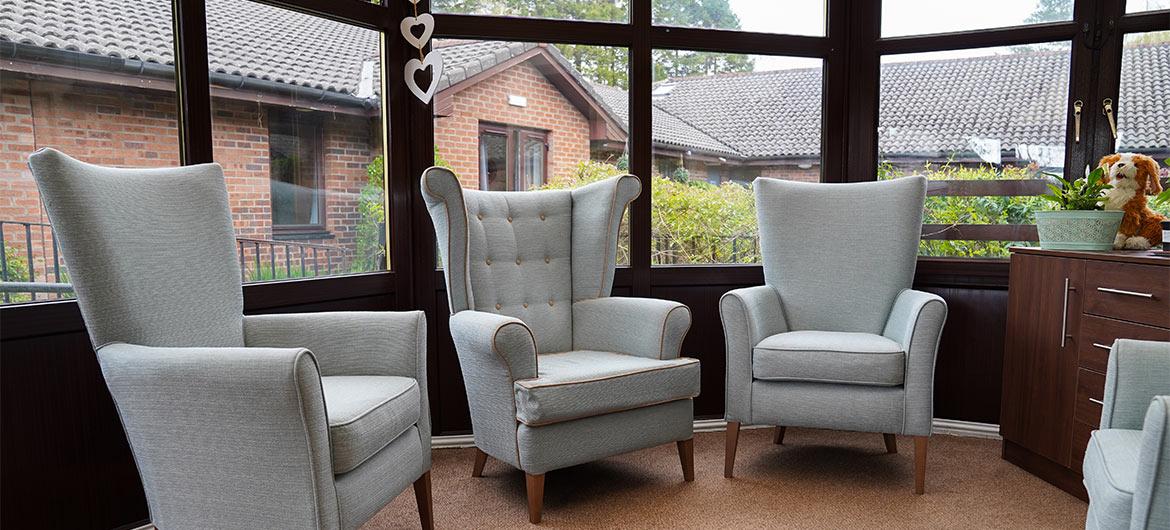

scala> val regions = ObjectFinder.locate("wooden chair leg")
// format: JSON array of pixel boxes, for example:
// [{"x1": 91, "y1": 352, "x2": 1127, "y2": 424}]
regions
[
  {"x1": 724, "y1": 421, "x2": 740, "y2": 478},
  {"x1": 773, "y1": 426, "x2": 786, "y2": 445},
  {"x1": 412, "y1": 471, "x2": 434, "y2": 530},
  {"x1": 472, "y1": 447, "x2": 488, "y2": 478},
  {"x1": 677, "y1": 439, "x2": 695, "y2": 482},
  {"x1": 526, "y1": 473, "x2": 545, "y2": 524},
  {"x1": 914, "y1": 436, "x2": 928, "y2": 494},
  {"x1": 883, "y1": 433, "x2": 897, "y2": 454}
]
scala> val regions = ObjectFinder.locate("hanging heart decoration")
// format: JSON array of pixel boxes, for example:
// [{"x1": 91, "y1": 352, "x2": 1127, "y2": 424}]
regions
[{"x1": 400, "y1": 2, "x2": 442, "y2": 104}]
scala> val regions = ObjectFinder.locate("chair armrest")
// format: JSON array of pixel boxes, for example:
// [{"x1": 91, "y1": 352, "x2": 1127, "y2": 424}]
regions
[
  {"x1": 572, "y1": 297, "x2": 692, "y2": 359},
  {"x1": 719, "y1": 285, "x2": 787, "y2": 423},
  {"x1": 95, "y1": 343, "x2": 339, "y2": 529},
  {"x1": 1134, "y1": 396, "x2": 1170, "y2": 530},
  {"x1": 243, "y1": 310, "x2": 429, "y2": 445},
  {"x1": 1101, "y1": 339, "x2": 1170, "y2": 430},
  {"x1": 882, "y1": 289, "x2": 948, "y2": 436}
]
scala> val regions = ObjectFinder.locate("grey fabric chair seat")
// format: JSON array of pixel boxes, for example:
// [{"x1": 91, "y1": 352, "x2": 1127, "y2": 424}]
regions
[
  {"x1": 322, "y1": 376, "x2": 421, "y2": 474},
  {"x1": 1084, "y1": 429, "x2": 1142, "y2": 529},
  {"x1": 753, "y1": 331, "x2": 905, "y2": 386},
  {"x1": 514, "y1": 351, "x2": 700, "y2": 426}
]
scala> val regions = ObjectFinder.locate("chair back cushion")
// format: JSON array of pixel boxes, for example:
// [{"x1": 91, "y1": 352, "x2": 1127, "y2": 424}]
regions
[
  {"x1": 421, "y1": 167, "x2": 639, "y2": 353},
  {"x1": 754, "y1": 176, "x2": 926, "y2": 334},
  {"x1": 27, "y1": 149, "x2": 245, "y2": 348}
]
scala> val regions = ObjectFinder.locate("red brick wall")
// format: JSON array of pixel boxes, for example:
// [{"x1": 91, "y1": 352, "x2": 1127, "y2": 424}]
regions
[{"x1": 434, "y1": 61, "x2": 592, "y2": 189}]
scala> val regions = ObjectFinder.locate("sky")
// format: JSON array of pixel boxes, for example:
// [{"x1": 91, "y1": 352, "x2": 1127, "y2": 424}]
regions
[{"x1": 724, "y1": 0, "x2": 1079, "y2": 70}]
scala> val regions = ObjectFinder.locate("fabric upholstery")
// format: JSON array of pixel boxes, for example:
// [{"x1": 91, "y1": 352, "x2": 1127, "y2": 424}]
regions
[
  {"x1": 515, "y1": 351, "x2": 699, "y2": 426},
  {"x1": 27, "y1": 148, "x2": 244, "y2": 349},
  {"x1": 96, "y1": 343, "x2": 340, "y2": 530},
  {"x1": 754, "y1": 176, "x2": 926, "y2": 334},
  {"x1": 1084, "y1": 429, "x2": 1143, "y2": 530},
  {"x1": 322, "y1": 376, "x2": 420, "y2": 474},
  {"x1": 335, "y1": 426, "x2": 428, "y2": 530},
  {"x1": 753, "y1": 331, "x2": 905, "y2": 386},
  {"x1": 1133, "y1": 397, "x2": 1170, "y2": 530},
  {"x1": 424, "y1": 167, "x2": 697, "y2": 476},
  {"x1": 516, "y1": 399, "x2": 693, "y2": 475},
  {"x1": 884, "y1": 288, "x2": 949, "y2": 436},
  {"x1": 1101, "y1": 339, "x2": 1170, "y2": 430},
  {"x1": 751, "y1": 381, "x2": 906, "y2": 433},
  {"x1": 719, "y1": 285, "x2": 787, "y2": 424},
  {"x1": 572, "y1": 297, "x2": 692, "y2": 359}
]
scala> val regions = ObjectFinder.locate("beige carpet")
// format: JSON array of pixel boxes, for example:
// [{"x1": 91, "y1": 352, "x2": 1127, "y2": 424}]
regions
[{"x1": 365, "y1": 427, "x2": 1087, "y2": 529}]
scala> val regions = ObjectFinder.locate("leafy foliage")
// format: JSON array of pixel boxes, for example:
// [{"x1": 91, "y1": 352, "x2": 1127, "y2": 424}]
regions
[
  {"x1": 2, "y1": 244, "x2": 31, "y2": 303},
  {"x1": 1038, "y1": 166, "x2": 1110, "y2": 210}
]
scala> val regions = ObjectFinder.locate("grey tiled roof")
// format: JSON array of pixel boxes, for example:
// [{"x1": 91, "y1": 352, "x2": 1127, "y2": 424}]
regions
[{"x1": 2, "y1": 0, "x2": 1167, "y2": 158}]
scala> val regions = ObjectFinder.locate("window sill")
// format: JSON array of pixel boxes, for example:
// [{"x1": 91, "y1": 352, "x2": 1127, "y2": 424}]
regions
[{"x1": 272, "y1": 231, "x2": 335, "y2": 241}]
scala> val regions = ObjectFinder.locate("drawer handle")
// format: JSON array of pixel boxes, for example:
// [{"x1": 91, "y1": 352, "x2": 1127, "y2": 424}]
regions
[
  {"x1": 1096, "y1": 287, "x2": 1155, "y2": 299},
  {"x1": 1061, "y1": 278, "x2": 1071, "y2": 348},
  {"x1": 1092, "y1": 343, "x2": 1112, "y2": 350},
  {"x1": 1089, "y1": 397, "x2": 1104, "y2": 406}
]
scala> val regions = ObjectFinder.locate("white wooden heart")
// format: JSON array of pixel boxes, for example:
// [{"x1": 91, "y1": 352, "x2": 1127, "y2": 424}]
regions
[
  {"x1": 404, "y1": 50, "x2": 443, "y2": 103},
  {"x1": 400, "y1": 13, "x2": 434, "y2": 50}
]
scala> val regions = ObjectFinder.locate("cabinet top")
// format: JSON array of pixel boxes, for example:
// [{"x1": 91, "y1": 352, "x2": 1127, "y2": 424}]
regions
[{"x1": 1010, "y1": 246, "x2": 1170, "y2": 267}]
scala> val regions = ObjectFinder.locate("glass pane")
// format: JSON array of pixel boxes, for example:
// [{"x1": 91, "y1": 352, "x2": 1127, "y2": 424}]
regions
[
  {"x1": 433, "y1": 40, "x2": 631, "y2": 265},
  {"x1": 651, "y1": 53, "x2": 823, "y2": 265},
  {"x1": 1117, "y1": 31, "x2": 1170, "y2": 217},
  {"x1": 653, "y1": 0, "x2": 826, "y2": 37},
  {"x1": 882, "y1": 0, "x2": 1073, "y2": 38},
  {"x1": 207, "y1": 1, "x2": 387, "y2": 282},
  {"x1": 879, "y1": 43, "x2": 1073, "y2": 258},
  {"x1": 1127, "y1": 0, "x2": 1170, "y2": 12},
  {"x1": 432, "y1": 0, "x2": 627, "y2": 23},
  {"x1": 0, "y1": 1, "x2": 177, "y2": 305}
]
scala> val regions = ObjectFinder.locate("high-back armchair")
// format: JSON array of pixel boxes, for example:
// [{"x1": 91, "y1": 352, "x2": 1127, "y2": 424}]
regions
[
  {"x1": 719, "y1": 176, "x2": 947, "y2": 493},
  {"x1": 421, "y1": 167, "x2": 700, "y2": 523},
  {"x1": 1083, "y1": 339, "x2": 1170, "y2": 530},
  {"x1": 28, "y1": 149, "x2": 434, "y2": 530}
]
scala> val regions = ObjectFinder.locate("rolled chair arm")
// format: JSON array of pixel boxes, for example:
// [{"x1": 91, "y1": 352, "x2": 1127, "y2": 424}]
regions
[
  {"x1": 243, "y1": 310, "x2": 430, "y2": 448},
  {"x1": 882, "y1": 288, "x2": 948, "y2": 436},
  {"x1": 719, "y1": 285, "x2": 787, "y2": 424},
  {"x1": 96, "y1": 342, "x2": 339, "y2": 529},
  {"x1": 572, "y1": 297, "x2": 692, "y2": 359},
  {"x1": 1101, "y1": 339, "x2": 1170, "y2": 431},
  {"x1": 1134, "y1": 396, "x2": 1170, "y2": 530}
]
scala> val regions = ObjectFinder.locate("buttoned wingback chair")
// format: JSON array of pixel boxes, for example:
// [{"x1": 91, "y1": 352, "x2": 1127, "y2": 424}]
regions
[
  {"x1": 719, "y1": 176, "x2": 947, "y2": 494},
  {"x1": 28, "y1": 148, "x2": 434, "y2": 530},
  {"x1": 421, "y1": 167, "x2": 699, "y2": 524},
  {"x1": 1083, "y1": 339, "x2": 1170, "y2": 530}
]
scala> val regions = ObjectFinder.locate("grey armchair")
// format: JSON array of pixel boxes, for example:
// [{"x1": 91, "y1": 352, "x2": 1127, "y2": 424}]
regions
[
  {"x1": 421, "y1": 167, "x2": 699, "y2": 523},
  {"x1": 28, "y1": 149, "x2": 433, "y2": 530},
  {"x1": 1083, "y1": 339, "x2": 1170, "y2": 530},
  {"x1": 720, "y1": 176, "x2": 947, "y2": 494}
]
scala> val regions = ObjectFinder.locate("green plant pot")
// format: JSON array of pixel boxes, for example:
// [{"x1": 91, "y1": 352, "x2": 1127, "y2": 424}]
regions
[{"x1": 1034, "y1": 210, "x2": 1124, "y2": 251}]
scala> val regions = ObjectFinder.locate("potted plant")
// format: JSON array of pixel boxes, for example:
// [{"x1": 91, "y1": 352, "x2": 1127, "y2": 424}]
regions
[{"x1": 1034, "y1": 166, "x2": 1123, "y2": 250}]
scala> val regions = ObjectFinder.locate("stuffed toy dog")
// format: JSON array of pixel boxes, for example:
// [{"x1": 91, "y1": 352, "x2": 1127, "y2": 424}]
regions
[{"x1": 1098, "y1": 153, "x2": 1167, "y2": 250}]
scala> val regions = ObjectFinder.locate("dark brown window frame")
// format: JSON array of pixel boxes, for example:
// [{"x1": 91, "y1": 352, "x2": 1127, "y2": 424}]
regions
[
  {"x1": 267, "y1": 107, "x2": 328, "y2": 236},
  {"x1": 477, "y1": 121, "x2": 550, "y2": 191}
]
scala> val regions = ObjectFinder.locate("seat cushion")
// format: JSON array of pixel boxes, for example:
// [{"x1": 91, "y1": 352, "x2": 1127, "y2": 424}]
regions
[
  {"x1": 753, "y1": 330, "x2": 905, "y2": 386},
  {"x1": 514, "y1": 351, "x2": 700, "y2": 426},
  {"x1": 1083, "y1": 428, "x2": 1142, "y2": 530},
  {"x1": 322, "y1": 376, "x2": 420, "y2": 474}
]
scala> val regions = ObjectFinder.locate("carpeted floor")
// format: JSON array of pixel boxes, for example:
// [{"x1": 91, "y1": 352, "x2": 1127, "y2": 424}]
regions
[{"x1": 364, "y1": 427, "x2": 1087, "y2": 529}]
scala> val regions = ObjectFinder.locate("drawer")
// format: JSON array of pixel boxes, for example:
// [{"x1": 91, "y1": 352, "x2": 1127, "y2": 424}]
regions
[
  {"x1": 1078, "y1": 314, "x2": 1170, "y2": 373},
  {"x1": 1070, "y1": 420, "x2": 1096, "y2": 475},
  {"x1": 1074, "y1": 368, "x2": 1107, "y2": 427},
  {"x1": 1084, "y1": 261, "x2": 1170, "y2": 328}
]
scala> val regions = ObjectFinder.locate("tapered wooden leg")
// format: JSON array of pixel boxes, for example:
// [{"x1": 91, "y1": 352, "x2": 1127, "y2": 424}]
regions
[
  {"x1": 526, "y1": 473, "x2": 545, "y2": 524},
  {"x1": 724, "y1": 421, "x2": 740, "y2": 478},
  {"x1": 677, "y1": 439, "x2": 695, "y2": 482},
  {"x1": 914, "y1": 436, "x2": 928, "y2": 494},
  {"x1": 472, "y1": 447, "x2": 488, "y2": 478},
  {"x1": 413, "y1": 471, "x2": 434, "y2": 530},
  {"x1": 883, "y1": 433, "x2": 897, "y2": 454},
  {"x1": 773, "y1": 426, "x2": 786, "y2": 445}
]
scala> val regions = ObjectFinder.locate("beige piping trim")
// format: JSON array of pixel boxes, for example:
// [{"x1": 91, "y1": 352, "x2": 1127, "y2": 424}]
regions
[
  {"x1": 658, "y1": 304, "x2": 692, "y2": 359},
  {"x1": 516, "y1": 357, "x2": 698, "y2": 389},
  {"x1": 517, "y1": 396, "x2": 697, "y2": 427}
]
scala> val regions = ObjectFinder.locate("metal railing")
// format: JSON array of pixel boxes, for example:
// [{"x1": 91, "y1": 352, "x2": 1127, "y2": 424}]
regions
[{"x1": 0, "y1": 220, "x2": 350, "y2": 302}]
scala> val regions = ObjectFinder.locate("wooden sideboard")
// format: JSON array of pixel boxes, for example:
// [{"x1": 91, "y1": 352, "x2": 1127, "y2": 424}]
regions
[{"x1": 1000, "y1": 247, "x2": 1170, "y2": 500}]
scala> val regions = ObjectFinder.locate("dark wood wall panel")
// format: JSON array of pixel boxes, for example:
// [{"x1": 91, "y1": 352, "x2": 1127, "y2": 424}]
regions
[{"x1": 924, "y1": 287, "x2": 1008, "y2": 424}]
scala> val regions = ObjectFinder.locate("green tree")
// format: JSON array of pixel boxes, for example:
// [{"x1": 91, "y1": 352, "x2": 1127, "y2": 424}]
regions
[{"x1": 1024, "y1": 0, "x2": 1073, "y2": 24}]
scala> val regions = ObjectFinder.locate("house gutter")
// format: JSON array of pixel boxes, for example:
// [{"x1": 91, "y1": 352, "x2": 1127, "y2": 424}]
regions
[{"x1": 0, "y1": 41, "x2": 375, "y2": 111}]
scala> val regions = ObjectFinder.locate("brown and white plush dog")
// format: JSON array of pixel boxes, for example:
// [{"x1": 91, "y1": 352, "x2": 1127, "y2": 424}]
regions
[{"x1": 1099, "y1": 153, "x2": 1167, "y2": 250}]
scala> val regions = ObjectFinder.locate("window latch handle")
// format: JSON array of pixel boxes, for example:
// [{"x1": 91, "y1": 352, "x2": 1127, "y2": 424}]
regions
[
  {"x1": 1102, "y1": 99, "x2": 1117, "y2": 139},
  {"x1": 1073, "y1": 100, "x2": 1083, "y2": 143}
]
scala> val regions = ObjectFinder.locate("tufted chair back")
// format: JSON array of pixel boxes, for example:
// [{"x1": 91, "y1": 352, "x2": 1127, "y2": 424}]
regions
[{"x1": 421, "y1": 167, "x2": 639, "y2": 353}]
